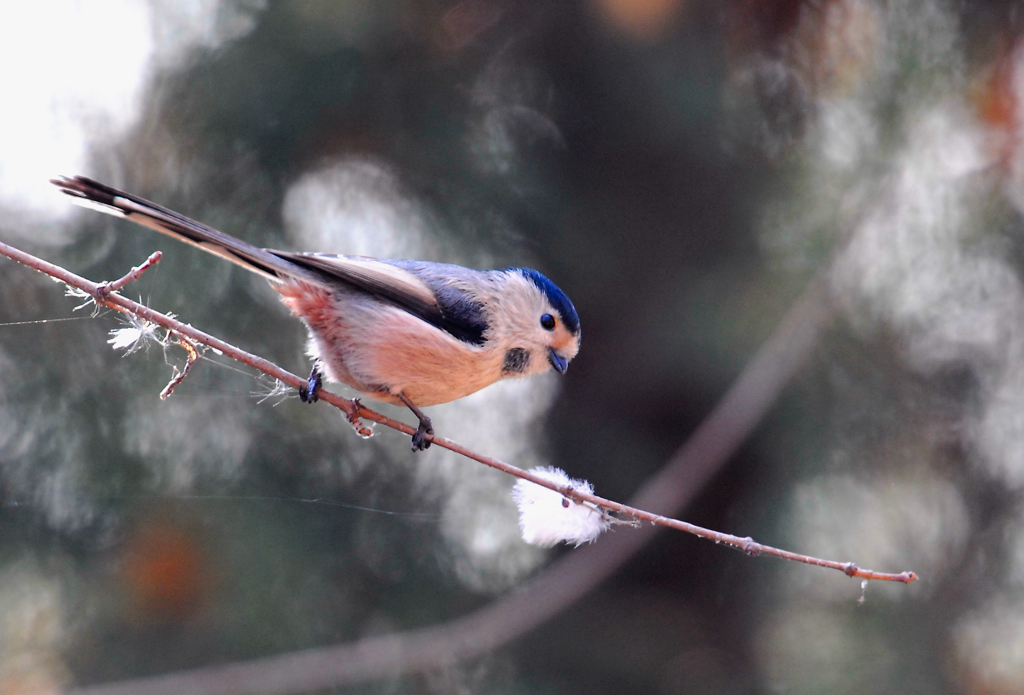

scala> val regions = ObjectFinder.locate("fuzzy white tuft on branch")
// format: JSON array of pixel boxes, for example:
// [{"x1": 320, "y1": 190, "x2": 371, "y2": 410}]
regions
[{"x1": 512, "y1": 467, "x2": 612, "y2": 547}]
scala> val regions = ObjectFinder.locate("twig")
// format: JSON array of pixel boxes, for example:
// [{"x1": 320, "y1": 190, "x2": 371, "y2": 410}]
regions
[
  {"x1": 159, "y1": 334, "x2": 199, "y2": 400},
  {"x1": 96, "y1": 251, "x2": 162, "y2": 297},
  {"x1": 0, "y1": 238, "x2": 917, "y2": 584}
]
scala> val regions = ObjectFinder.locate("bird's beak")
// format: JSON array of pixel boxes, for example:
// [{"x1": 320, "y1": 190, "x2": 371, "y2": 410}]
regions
[{"x1": 548, "y1": 348, "x2": 568, "y2": 374}]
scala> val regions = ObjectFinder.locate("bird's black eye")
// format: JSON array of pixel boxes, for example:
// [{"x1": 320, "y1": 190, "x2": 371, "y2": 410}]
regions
[{"x1": 540, "y1": 313, "x2": 556, "y2": 331}]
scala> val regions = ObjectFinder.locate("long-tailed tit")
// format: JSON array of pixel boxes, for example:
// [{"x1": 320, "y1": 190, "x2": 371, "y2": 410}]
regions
[{"x1": 52, "y1": 176, "x2": 581, "y2": 450}]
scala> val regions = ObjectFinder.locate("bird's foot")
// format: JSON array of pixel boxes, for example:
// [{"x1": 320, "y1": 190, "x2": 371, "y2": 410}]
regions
[
  {"x1": 299, "y1": 364, "x2": 322, "y2": 403},
  {"x1": 411, "y1": 416, "x2": 434, "y2": 452},
  {"x1": 396, "y1": 391, "x2": 433, "y2": 452}
]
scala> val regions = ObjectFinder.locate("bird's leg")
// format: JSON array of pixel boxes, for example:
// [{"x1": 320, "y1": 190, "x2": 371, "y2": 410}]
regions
[
  {"x1": 397, "y1": 392, "x2": 433, "y2": 451},
  {"x1": 299, "y1": 362, "x2": 323, "y2": 403}
]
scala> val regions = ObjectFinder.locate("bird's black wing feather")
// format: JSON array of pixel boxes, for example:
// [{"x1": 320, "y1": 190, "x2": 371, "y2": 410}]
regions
[{"x1": 390, "y1": 260, "x2": 491, "y2": 346}]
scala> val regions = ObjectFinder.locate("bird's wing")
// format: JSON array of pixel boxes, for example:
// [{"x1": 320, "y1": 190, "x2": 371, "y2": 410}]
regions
[
  {"x1": 276, "y1": 253, "x2": 489, "y2": 346},
  {"x1": 51, "y1": 176, "x2": 490, "y2": 345}
]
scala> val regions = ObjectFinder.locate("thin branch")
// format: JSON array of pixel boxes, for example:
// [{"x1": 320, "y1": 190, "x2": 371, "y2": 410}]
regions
[
  {"x1": 159, "y1": 334, "x2": 200, "y2": 400},
  {"x1": 96, "y1": 250, "x2": 162, "y2": 297}
]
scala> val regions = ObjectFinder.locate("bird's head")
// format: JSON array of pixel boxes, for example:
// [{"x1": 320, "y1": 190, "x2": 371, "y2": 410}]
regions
[{"x1": 488, "y1": 268, "x2": 581, "y2": 378}]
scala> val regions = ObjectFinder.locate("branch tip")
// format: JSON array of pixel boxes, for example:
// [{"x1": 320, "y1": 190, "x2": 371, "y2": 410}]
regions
[
  {"x1": 159, "y1": 334, "x2": 200, "y2": 400},
  {"x1": 95, "y1": 251, "x2": 163, "y2": 302}
]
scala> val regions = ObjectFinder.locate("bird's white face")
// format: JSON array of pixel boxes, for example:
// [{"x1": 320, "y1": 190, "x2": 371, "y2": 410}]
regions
[{"x1": 485, "y1": 272, "x2": 581, "y2": 379}]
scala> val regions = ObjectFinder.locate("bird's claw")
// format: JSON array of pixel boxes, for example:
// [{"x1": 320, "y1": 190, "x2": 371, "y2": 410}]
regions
[
  {"x1": 299, "y1": 365, "x2": 322, "y2": 403},
  {"x1": 411, "y1": 419, "x2": 433, "y2": 451}
]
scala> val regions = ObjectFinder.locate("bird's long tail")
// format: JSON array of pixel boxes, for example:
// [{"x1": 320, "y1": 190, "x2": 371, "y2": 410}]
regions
[{"x1": 51, "y1": 175, "x2": 321, "y2": 284}]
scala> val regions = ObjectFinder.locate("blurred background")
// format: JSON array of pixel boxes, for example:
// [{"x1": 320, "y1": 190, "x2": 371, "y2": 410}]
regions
[{"x1": 2, "y1": 0, "x2": 1024, "y2": 692}]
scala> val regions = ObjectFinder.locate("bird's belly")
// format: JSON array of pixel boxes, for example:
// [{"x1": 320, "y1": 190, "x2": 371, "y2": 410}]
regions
[{"x1": 353, "y1": 346, "x2": 502, "y2": 407}]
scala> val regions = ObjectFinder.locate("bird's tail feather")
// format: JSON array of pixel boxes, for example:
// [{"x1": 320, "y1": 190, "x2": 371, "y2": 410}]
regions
[{"x1": 51, "y1": 175, "x2": 319, "y2": 284}]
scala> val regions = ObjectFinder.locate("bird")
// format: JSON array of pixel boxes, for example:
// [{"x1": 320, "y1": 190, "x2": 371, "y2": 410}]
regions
[{"x1": 51, "y1": 175, "x2": 581, "y2": 451}]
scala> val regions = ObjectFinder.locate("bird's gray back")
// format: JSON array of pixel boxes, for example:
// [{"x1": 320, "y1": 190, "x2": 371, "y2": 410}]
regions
[{"x1": 386, "y1": 260, "x2": 495, "y2": 347}]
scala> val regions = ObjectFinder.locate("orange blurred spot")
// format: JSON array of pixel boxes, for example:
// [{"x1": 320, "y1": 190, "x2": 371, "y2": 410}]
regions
[
  {"x1": 121, "y1": 522, "x2": 208, "y2": 622},
  {"x1": 974, "y1": 41, "x2": 1021, "y2": 173},
  {"x1": 591, "y1": 0, "x2": 688, "y2": 41}
]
